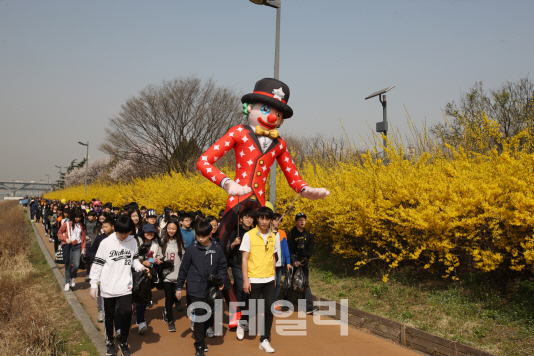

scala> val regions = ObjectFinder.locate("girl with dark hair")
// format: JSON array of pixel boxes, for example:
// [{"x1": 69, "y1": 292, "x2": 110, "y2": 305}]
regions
[
  {"x1": 205, "y1": 215, "x2": 219, "y2": 244},
  {"x1": 128, "y1": 207, "x2": 144, "y2": 239},
  {"x1": 58, "y1": 208, "x2": 87, "y2": 291},
  {"x1": 158, "y1": 208, "x2": 172, "y2": 231},
  {"x1": 93, "y1": 212, "x2": 107, "y2": 237},
  {"x1": 160, "y1": 219, "x2": 185, "y2": 331}
]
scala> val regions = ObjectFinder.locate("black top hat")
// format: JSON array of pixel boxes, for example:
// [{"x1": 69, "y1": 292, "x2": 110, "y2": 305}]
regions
[{"x1": 241, "y1": 78, "x2": 293, "y2": 119}]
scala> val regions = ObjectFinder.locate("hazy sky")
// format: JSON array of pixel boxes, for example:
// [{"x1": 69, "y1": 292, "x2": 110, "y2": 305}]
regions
[{"x1": 1, "y1": 0, "x2": 532, "y2": 182}]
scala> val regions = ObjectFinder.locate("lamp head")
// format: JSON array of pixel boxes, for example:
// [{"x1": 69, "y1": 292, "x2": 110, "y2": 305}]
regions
[{"x1": 249, "y1": 0, "x2": 280, "y2": 8}]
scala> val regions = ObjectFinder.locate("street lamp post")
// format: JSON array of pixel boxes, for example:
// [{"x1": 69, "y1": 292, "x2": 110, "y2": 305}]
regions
[
  {"x1": 55, "y1": 166, "x2": 62, "y2": 193},
  {"x1": 78, "y1": 141, "x2": 89, "y2": 196},
  {"x1": 365, "y1": 85, "x2": 395, "y2": 162},
  {"x1": 249, "y1": 0, "x2": 281, "y2": 210},
  {"x1": 45, "y1": 174, "x2": 51, "y2": 192}
]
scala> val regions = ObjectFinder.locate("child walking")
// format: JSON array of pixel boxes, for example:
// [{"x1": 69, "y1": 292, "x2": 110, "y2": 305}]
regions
[
  {"x1": 87, "y1": 218, "x2": 115, "y2": 323},
  {"x1": 58, "y1": 208, "x2": 87, "y2": 291},
  {"x1": 160, "y1": 219, "x2": 185, "y2": 332},
  {"x1": 176, "y1": 218, "x2": 228, "y2": 356},
  {"x1": 237, "y1": 207, "x2": 279, "y2": 353},
  {"x1": 135, "y1": 223, "x2": 163, "y2": 334},
  {"x1": 89, "y1": 215, "x2": 147, "y2": 356}
]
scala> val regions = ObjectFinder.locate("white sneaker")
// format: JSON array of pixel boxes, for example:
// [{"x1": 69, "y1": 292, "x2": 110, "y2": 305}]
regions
[
  {"x1": 236, "y1": 324, "x2": 245, "y2": 340},
  {"x1": 70, "y1": 279, "x2": 76, "y2": 288},
  {"x1": 64, "y1": 284, "x2": 70, "y2": 291},
  {"x1": 138, "y1": 321, "x2": 147, "y2": 334},
  {"x1": 206, "y1": 326, "x2": 215, "y2": 338},
  {"x1": 259, "y1": 339, "x2": 275, "y2": 353}
]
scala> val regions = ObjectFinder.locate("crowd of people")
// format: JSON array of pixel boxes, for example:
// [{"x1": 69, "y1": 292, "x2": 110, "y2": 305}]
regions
[{"x1": 22, "y1": 196, "x2": 318, "y2": 356}]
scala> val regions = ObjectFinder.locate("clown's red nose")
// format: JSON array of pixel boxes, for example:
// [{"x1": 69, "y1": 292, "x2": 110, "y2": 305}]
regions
[{"x1": 267, "y1": 113, "x2": 278, "y2": 123}]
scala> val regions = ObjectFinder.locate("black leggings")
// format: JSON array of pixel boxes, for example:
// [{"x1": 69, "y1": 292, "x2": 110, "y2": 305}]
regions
[{"x1": 163, "y1": 282, "x2": 178, "y2": 322}]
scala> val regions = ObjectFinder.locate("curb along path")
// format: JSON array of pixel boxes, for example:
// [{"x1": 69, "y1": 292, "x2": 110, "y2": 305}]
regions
[
  {"x1": 31, "y1": 221, "x2": 107, "y2": 356},
  {"x1": 33, "y1": 222, "x2": 420, "y2": 356}
]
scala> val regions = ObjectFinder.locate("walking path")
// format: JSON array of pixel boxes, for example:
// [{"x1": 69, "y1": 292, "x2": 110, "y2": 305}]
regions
[{"x1": 34, "y1": 222, "x2": 420, "y2": 356}]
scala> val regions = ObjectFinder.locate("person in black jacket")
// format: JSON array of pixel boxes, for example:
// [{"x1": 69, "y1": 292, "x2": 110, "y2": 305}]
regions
[
  {"x1": 225, "y1": 209, "x2": 254, "y2": 304},
  {"x1": 287, "y1": 212, "x2": 318, "y2": 314},
  {"x1": 175, "y1": 218, "x2": 228, "y2": 356}
]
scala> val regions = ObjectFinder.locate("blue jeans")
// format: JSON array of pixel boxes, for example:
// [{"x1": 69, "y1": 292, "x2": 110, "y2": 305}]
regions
[
  {"x1": 274, "y1": 266, "x2": 283, "y2": 301},
  {"x1": 65, "y1": 243, "x2": 81, "y2": 284},
  {"x1": 231, "y1": 267, "x2": 247, "y2": 303}
]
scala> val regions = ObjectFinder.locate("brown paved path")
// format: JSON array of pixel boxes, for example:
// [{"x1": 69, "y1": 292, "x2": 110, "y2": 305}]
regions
[{"x1": 35, "y1": 222, "x2": 419, "y2": 356}]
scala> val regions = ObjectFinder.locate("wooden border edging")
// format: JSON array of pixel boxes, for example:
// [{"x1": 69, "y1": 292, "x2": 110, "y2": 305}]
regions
[{"x1": 312, "y1": 295, "x2": 496, "y2": 356}]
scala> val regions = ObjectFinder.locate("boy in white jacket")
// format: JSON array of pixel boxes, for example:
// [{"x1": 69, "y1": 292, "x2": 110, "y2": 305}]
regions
[{"x1": 89, "y1": 215, "x2": 147, "y2": 356}]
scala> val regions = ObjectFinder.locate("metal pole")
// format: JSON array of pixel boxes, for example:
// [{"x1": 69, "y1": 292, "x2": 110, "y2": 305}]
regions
[
  {"x1": 269, "y1": 4, "x2": 281, "y2": 210},
  {"x1": 84, "y1": 142, "x2": 89, "y2": 196},
  {"x1": 382, "y1": 94, "x2": 387, "y2": 159},
  {"x1": 59, "y1": 167, "x2": 61, "y2": 193}
]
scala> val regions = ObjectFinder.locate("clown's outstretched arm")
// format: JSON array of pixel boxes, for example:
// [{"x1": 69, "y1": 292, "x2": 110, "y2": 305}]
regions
[
  {"x1": 196, "y1": 127, "x2": 252, "y2": 197},
  {"x1": 276, "y1": 141, "x2": 330, "y2": 200}
]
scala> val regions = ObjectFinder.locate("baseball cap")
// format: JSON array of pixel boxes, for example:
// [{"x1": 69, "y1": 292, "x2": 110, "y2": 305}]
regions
[
  {"x1": 142, "y1": 224, "x2": 157, "y2": 233},
  {"x1": 146, "y1": 209, "x2": 157, "y2": 217},
  {"x1": 295, "y1": 212, "x2": 307, "y2": 220}
]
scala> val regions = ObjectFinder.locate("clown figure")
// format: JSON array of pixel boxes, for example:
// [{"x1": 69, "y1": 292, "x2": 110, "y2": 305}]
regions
[{"x1": 197, "y1": 78, "x2": 330, "y2": 250}]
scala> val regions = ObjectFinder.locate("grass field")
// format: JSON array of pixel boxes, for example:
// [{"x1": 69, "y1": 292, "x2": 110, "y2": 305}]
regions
[
  {"x1": 308, "y1": 245, "x2": 534, "y2": 356},
  {"x1": 0, "y1": 201, "x2": 98, "y2": 356}
]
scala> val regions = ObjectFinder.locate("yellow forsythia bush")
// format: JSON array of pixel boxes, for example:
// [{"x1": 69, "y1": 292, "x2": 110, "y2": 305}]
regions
[
  {"x1": 45, "y1": 172, "x2": 228, "y2": 218},
  {"x1": 46, "y1": 115, "x2": 534, "y2": 280}
]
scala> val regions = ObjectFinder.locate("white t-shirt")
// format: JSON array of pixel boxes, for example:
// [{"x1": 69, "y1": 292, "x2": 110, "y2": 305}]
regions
[
  {"x1": 71, "y1": 223, "x2": 82, "y2": 245},
  {"x1": 274, "y1": 231, "x2": 282, "y2": 267},
  {"x1": 240, "y1": 230, "x2": 279, "y2": 284}
]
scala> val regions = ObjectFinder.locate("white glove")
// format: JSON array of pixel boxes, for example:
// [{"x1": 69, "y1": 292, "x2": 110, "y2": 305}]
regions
[
  {"x1": 90, "y1": 288, "x2": 98, "y2": 300},
  {"x1": 301, "y1": 187, "x2": 330, "y2": 200},
  {"x1": 224, "y1": 179, "x2": 252, "y2": 196}
]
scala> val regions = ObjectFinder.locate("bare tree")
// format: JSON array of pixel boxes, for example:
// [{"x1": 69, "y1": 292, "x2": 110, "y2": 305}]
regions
[
  {"x1": 432, "y1": 77, "x2": 534, "y2": 149},
  {"x1": 100, "y1": 76, "x2": 244, "y2": 173}
]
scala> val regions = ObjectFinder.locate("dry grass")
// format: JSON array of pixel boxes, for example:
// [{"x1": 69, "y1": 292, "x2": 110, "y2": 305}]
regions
[
  {"x1": 0, "y1": 201, "x2": 67, "y2": 355},
  {"x1": 0, "y1": 201, "x2": 97, "y2": 355}
]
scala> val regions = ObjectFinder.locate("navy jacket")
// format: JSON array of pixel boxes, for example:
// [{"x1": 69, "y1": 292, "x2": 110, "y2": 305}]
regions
[
  {"x1": 176, "y1": 239, "x2": 229, "y2": 298},
  {"x1": 87, "y1": 233, "x2": 109, "y2": 260}
]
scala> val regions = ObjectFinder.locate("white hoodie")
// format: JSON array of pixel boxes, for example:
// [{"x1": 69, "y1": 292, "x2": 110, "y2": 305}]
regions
[{"x1": 89, "y1": 233, "x2": 144, "y2": 298}]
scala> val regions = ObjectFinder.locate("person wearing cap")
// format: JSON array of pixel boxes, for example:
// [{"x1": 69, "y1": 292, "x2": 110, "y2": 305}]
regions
[
  {"x1": 287, "y1": 212, "x2": 318, "y2": 314},
  {"x1": 145, "y1": 209, "x2": 157, "y2": 226}
]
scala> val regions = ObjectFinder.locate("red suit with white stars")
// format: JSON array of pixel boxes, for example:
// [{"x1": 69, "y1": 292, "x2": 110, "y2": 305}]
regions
[
  {"x1": 197, "y1": 124, "x2": 308, "y2": 252},
  {"x1": 198, "y1": 124, "x2": 307, "y2": 209}
]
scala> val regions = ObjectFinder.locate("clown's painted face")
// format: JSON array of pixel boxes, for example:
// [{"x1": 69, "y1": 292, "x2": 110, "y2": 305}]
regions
[{"x1": 247, "y1": 103, "x2": 283, "y2": 130}]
